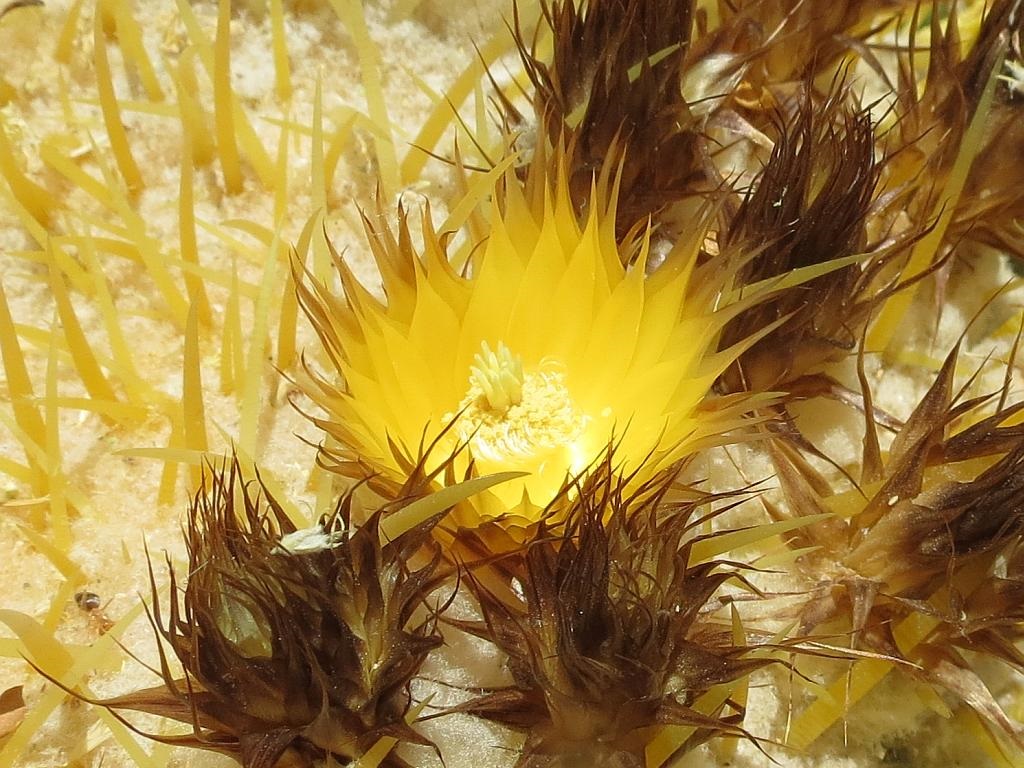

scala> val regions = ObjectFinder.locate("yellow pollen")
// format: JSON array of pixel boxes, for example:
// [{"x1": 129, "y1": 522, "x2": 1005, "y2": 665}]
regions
[{"x1": 453, "y1": 343, "x2": 590, "y2": 467}]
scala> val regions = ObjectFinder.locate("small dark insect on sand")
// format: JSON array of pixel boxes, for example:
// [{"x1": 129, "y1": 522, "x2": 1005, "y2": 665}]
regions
[{"x1": 74, "y1": 591, "x2": 113, "y2": 634}]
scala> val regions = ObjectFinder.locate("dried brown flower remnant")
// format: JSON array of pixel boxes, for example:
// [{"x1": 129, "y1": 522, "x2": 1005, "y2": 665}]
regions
[
  {"x1": 94, "y1": 460, "x2": 448, "y2": 768},
  {"x1": 716, "y1": 88, "x2": 891, "y2": 393},
  {"x1": 695, "y1": 0, "x2": 908, "y2": 93},
  {"x1": 510, "y1": 0, "x2": 706, "y2": 237},
  {"x1": 445, "y1": 458, "x2": 770, "y2": 767},
  {"x1": 957, "y1": 5, "x2": 1024, "y2": 262},
  {"x1": 871, "y1": 0, "x2": 1017, "y2": 259},
  {"x1": 769, "y1": 343, "x2": 1024, "y2": 743},
  {"x1": 711, "y1": 0, "x2": 1019, "y2": 383},
  {"x1": 937, "y1": 533, "x2": 1024, "y2": 669},
  {"x1": 0, "y1": 686, "x2": 26, "y2": 740}
]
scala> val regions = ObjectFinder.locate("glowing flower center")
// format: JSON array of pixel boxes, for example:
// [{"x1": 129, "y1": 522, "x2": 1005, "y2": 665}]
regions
[
  {"x1": 453, "y1": 342, "x2": 590, "y2": 468},
  {"x1": 468, "y1": 341, "x2": 524, "y2": 414}
]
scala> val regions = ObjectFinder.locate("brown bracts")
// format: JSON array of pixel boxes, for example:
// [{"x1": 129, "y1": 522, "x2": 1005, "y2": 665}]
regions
[
  {"x1": 440, "y1": 458, "x2": 771, "y2": 766},
  {"x1": 767, "y1": 342, "x2": 1024, "y2": 745},
  {"x1": 67, "y1": 461, "x2": 449, "y2": 768}
]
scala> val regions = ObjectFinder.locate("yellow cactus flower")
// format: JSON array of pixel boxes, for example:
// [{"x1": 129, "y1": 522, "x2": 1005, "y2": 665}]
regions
[{"x1": 297, "y1": 156, "x2": 833, "y2": 528}]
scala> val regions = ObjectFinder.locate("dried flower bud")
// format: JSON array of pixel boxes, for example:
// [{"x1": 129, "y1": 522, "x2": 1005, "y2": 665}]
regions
[
  {"x1": 443, "y1": 457, "x2": 770, "y2": 766},
  {"x1": 716, "y1": 87, "x2": 893, "y2": 393},
  {"x1": 508, "y1": 0, "x2": 706, "y2": 238},
  {"x1": 872, "y1": 0, "x2": 1017, "y2": 257},
  {"x1": 770, "y1": 342, "x2": 1024, "y2": 744},
  {"x1": 93, "y1": 459, "x2": 448, "y2": 768}
]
